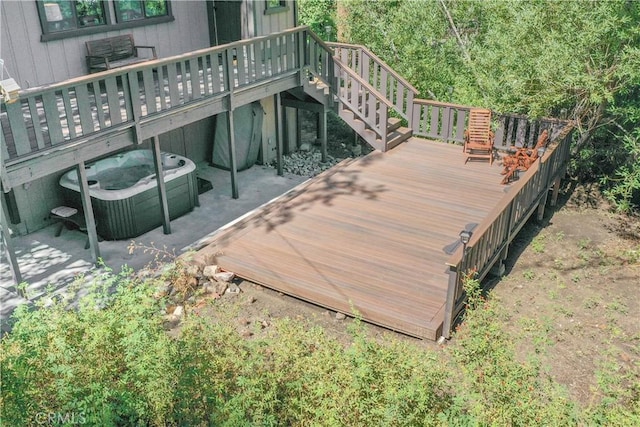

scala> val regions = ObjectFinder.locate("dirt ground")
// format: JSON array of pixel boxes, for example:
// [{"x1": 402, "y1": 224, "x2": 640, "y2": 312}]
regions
[{"x1": 490, "y1": 185, "x2": 640, "y2": 405}]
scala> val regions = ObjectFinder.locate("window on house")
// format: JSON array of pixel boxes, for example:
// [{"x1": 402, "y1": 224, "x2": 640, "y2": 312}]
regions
[
  {"x1": 37, "y1": 0, "x2": 173, "y2": 41},
  {"x1": 265, "y1": 0, "x2": 288, "y2": 14},
  {"x1": 39, "y1": 0, "x2": 108, "y2": 32},
  {"x1": 114, "y1": 0, "x2": 168, "y2": 23}
]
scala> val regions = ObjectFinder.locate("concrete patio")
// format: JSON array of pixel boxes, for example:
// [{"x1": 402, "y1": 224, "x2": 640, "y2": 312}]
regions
[{"x1": 0, "y1": 165, "x2": 308, "y2": 329}]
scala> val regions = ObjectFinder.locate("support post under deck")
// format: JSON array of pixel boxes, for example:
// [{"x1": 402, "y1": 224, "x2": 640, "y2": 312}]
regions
[
  {"x1": 319, "y1": 107, "x2": 328, "y2": 163},
  {"x1": 151, "y1": 136, "x2": 171, "y2": 234},
  {"x1": 227, "y1": 109, "x2": 239, "y2": 198},
  {"x1": 1, "y1": 197, "x2": 22, "y2": 285},
  {"x1": 550, "y1": 177, "x2": 562, "y2": 207},
  {"x1": 275, "y1": 93, "x2": 284, "y2": 176},
  {"x1": 537, "y1": 190, "x2": 548, "y2": 222},
  {"x1": 77, "y1": 161, "x2": 101, "y2": 264}
]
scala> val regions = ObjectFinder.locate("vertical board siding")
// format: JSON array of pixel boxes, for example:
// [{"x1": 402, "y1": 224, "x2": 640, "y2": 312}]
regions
[{"x1": 0, "y1": 1, "x2": 210, "y2": 87}]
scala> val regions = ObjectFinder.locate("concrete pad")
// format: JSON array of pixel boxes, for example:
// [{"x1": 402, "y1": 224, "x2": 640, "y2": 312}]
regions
[{"x1": 0, "y1": 165, "x2": 307, "y2": 326}]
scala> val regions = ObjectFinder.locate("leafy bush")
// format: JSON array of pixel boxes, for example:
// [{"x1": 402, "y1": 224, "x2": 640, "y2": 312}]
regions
[
  {"x1": 0, "y1": 269, "x2": 177, "y2": 425},
  {"x1": 2, "y1": 270, "x2": 638, "y2": 425}
]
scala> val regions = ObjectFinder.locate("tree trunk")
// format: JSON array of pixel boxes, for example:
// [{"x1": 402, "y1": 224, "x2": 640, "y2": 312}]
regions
[{"x1": 336, "y1": 1, "x2": 349, "y2": 42}]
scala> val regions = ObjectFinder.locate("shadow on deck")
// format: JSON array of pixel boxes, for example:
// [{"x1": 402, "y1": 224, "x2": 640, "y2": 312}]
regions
[{"x1": 195, "y1": 138, "x2": 513, "y2": 340}]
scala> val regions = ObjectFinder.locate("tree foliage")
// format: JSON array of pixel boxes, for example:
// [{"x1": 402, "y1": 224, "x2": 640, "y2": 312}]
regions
[
  {"x1": 297, "y1": 0, "x2": 337, "y2": 40},
  {"x1": 334, "y1": 0, "x2": 640, "y2": 212}
]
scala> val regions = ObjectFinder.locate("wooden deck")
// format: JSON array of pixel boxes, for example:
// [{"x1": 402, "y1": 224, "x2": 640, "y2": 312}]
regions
[{"x1": 197, "y1": 138, "x2": 508, "y2": 339}]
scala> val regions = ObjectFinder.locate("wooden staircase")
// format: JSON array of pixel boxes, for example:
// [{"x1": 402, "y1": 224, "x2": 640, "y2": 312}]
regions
[
  {"x1": 299, "y1": 50, "x2": 413, "y2": 152},
  {"x1": 338, "y1": 109, "x2": 411, "y2": 152}
]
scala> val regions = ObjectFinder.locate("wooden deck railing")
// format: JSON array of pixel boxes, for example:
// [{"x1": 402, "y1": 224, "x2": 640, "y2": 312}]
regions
[
  {"x1": 442, "y1": 120, "x2": 575, "y2": 338},
  {"x1": 412, "y1": 99, "x2": 470, "y2": 143},
  {"x1": 1, "y1": 27, "x2": 313, "y2": 165},
  {"x1": 328, "y1": 42, "x2": 418, "y2": 123},
  {"x1": 412, "y1": 99, "x2": 571, "y2": 151}
]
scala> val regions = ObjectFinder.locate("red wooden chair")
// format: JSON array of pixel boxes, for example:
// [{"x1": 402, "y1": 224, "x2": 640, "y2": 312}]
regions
[
  {"x1": 500, "y1": 129, "x2": 549, "y2": 184},
  {"x1": 463, "y1": 108, "x2": 495, "y2": 165}
]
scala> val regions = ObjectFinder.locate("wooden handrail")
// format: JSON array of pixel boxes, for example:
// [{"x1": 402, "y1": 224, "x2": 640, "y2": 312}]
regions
[
  {"x1": 18, "y1": 26, "x2": 312, "y2": 97},
  {"x1": 3, "y1": 26, "x2": 313, "y2": 164},
  {"x1": 413, "y1": 98, "x2": 472, "y2": 110},
  {"x1": 442, "y1": 120, "x2": 574, "y2": 337},
  {"x1": 327, "y1": 42, "x2": 419, "y2": 95},
  {"x1": 306, "y1": 29, "x2": 335, "y2": 55},
  {"x1": 445, "y1": 120, "x2": 574, "y2": 267},
  {"x1": 335, "y1": 61, "x2": 395, "y2": 109}
]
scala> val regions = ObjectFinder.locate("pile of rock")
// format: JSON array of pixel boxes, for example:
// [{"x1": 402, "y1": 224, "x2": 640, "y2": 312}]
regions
[
  {"x1": 153, "y1": 260, "x2": 238, "y2": 327},
  {"x1": 273, "y1": 146, "x2": 339, "y2": 177}
]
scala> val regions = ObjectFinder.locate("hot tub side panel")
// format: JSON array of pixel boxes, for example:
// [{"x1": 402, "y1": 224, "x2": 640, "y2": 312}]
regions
[{"x1": 62, "y1": 171, "x2": 199, "y2": 240}]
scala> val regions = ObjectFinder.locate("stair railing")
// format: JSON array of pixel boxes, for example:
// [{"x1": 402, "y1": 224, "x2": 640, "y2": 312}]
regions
[
  {"x1": 301, "y1": 30, "x2": 335, "y2": 90},
  {"x1": 334, "y1": 60, "x2": 393, "y2": 150},
  {"x1": 327, "y1": 42, "x2": 418, "y2": 124}
]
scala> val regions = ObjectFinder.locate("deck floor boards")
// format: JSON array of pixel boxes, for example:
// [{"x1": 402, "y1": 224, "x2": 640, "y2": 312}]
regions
[{"x1": 197, "y1": 137, "x2": 509, "y2": 339}]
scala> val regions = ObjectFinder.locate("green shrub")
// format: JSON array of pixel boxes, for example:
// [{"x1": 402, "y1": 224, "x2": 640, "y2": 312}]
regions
[
  {"x1": 0, "y1": 269, "x2": 177, "y2": 425},
  {"x1": 442, "y1": 278, "x2": 578, "y2": 426},
  {"x1": 2, "y1": 270, "x2": 638, "y2": 425}
]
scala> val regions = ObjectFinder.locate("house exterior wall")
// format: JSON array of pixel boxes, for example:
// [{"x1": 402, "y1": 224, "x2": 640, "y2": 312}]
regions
[
  {"x1": 2, "y1": 1, "x2": 301, "y2": 236},
  {"x1": 253, "y1": 1, "x2": 296, "y2": 37},
  {"x1": 0, "y1": 0, "x2": 211, "y2": 88}
]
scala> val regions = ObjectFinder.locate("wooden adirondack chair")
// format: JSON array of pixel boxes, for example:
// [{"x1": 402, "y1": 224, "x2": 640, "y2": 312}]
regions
[
  {"x1": 500, "y1": 129, "x2": 549, "y2": 184},
  {"x1": 463, "y1": 108, "x2": 495, "y2": 165}
]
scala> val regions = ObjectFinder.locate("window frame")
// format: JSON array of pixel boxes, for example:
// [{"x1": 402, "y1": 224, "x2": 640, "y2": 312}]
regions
[
  {"x1": 113, "y1": 0, "x2": 170, "y2": 24},
  {"x1": 264, "y1": 0, "x2": 289, "y2": 15},
  {"x1": 37, "y1": 0, "x2": 174, "y2": 42}
]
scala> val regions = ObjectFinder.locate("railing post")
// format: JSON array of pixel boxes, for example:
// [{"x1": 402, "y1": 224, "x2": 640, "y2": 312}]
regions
[
  {"x1": 126, "y1": 71, "x2": 144, "y2": 144},
  {"x1": 412, "y1": 102, "x2": 421, "y2": 134},
  {"x1": 407, "y1": 91, "x2": 415, "y2": 130},
  {"x1": 380, "y1": 106, "x2": 388, "y2": 151},
  {"x1": 442, "y1": 263, "x2": 459, "y2": 339}
]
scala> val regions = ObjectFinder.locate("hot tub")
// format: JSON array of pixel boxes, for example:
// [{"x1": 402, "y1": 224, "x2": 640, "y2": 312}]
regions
[{"x1": 59, "y1": 150, "x2": 199, "y2": 240}]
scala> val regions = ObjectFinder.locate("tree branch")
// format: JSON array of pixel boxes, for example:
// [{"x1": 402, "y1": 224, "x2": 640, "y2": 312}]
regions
[{"x1": 439, "y1": 0, "x2": 471, "y2": 63}]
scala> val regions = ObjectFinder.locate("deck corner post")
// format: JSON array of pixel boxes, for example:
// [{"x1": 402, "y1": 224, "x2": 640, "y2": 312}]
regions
[
  {"x1": 442, "y1": 264, "x2": 459, "y2": 339},
  {"x1": 151, "y1": 136, "x2": 171, "y2": 234},
  {"x1": 76, "y1": 161, "x2": 101, "y2": 264}
]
